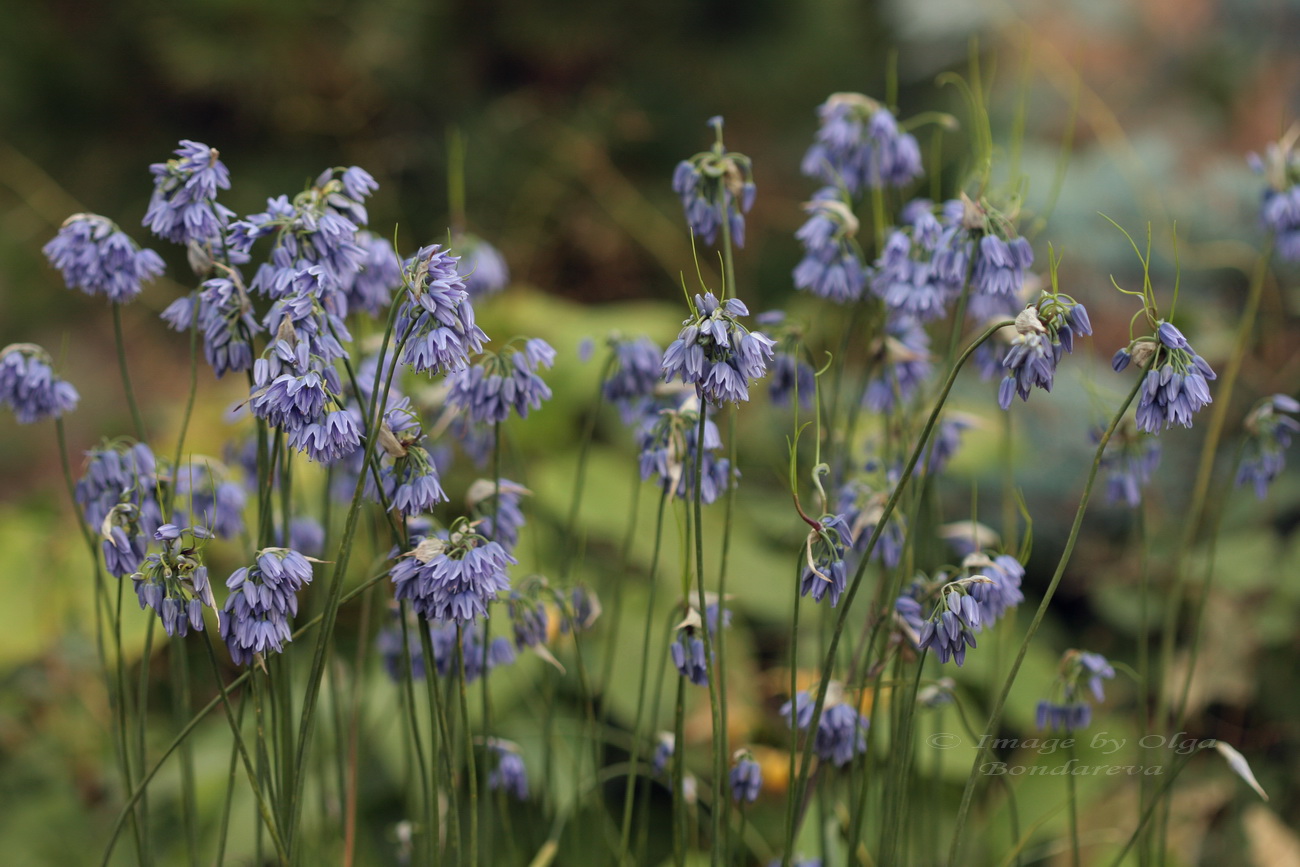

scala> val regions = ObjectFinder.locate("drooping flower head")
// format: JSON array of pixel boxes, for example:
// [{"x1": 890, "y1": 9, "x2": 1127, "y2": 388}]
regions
[
  {"x1": 672, "y1": 116, "x2": 756, "y2": 246},
  {"x1": 1236, "y1": 394, "x2": 1300, "y2": 499},
  {"x1": 863, "y1": 314, "x2": 932, "y2": 413},
  {"x1": 132, "y1": 524, "x2": 218, "y2": 638},
  {"x1": 871, "y1": 200, "x2": 961, "y2": 322},
  {"x1": 730, "y1": 750, "x2": 762, "y2": 803},
  {"x1": 143, "y1": 140, "x2": 235, "y2": 252},
  {"x1": 0, "y1": 344, "x2": 80, "y2": 424},
  {"x1": 1096, "y1": 423, "x2": 1162, "y2": 508},
  {"x1": 171, "y1": 458, "x2": 247, "y2": 539},
  {"x1": 43, "y1": 214, "x2": 165, "y2": 303},
  {"x1": 916, "y1": 581, "x2": 984, "y2": 666},
  {"x1": 376, "y1": 607, "x2": 514, "y2": 683},
  {"x1": 781, "y1": 681, "x2": 869, "y2": 767},
  {"x1": 760, "y1": 311, "x2": 816, "y2": 410},
  {"x1": 221, "y1": 547, "x2": 314, "y2": 665},
  {"x1": 487, "y1": 741, "x2": 529, "y2": 801},
  {"x1": 635, "y1": 393, "x2": 736, "y2": 504},
  {"x1": 1114, "y1": 320, "x2": 1217, "y2": 433},
  {"x1": 454, "y1": 232, "x2": 510, "y2": 298},
  {"x1": 835, "y1": 473, "x2": 906, "y2": 569},
  {"x1": 467, "y1": 478, "x2": 530, "y2": 552},
  {"x1": 801, "y1": 93, "x2": 923, "y2": 193},
  {"x1": 1037, "y1": 648, "x2": 1116, "y2": 732},
  {"x1": 389, "y1": 520, "x2": 516, "y2": 624},
  {"x1": 670, "y1": 600, "x2": 730, "y2": 686},
  {"x1": 446, "y1": 338, "x2": 555, "y2": 423},
  {"x1": 75, "y1": 440, "x2": 162, "y2": 535},
  {"x1": 997, "y1": 289, "x2": 1092, "y2": 410},
  {"x1": 798, "y1": 514, "x2": 852, "y2": 608},
  {"x1": 661, "y1": 292, "x2": 775, "y2": 406},
  {"x1": 161, "y1": 271, "x2": 262, "y2": 378},
  {"x1": 1249, "y1": 133, "x2": 1300, "y2": 262},
  {"x1": 394, "y1": 244, "x2": 489, "y2": 375},
  {"x1": 793, "y1": 187, "x2": 867, "y2": 303},
  {"x1": 600, "y1": 334, "x2": 664, "y2": 423},
  {"x1": 960, "y1": 552, "x2": 1025, "y2": 627}
]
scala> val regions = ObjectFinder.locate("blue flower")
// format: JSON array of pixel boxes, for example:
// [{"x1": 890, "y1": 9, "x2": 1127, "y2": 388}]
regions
[
  {"x1": 1124, "y1": 321, "x2": 1217, "y2": 433},
  {"x1": 781, "y1": 685, "x2": 869, "y2": 767},
  {"x1": 670, "y1": 601, "x2": 729, "y2": 686},
  {"x1": 446, "y1": 338, "x2": 556, "y2": 423},
  {"x1": 373, "y1": 445, "x2": 448, "y2": 517},
  {"x1": 101, "y1": 504, "x2": 148, "y2": 577},
  {"x1": 43, "y1": 214, "x2": 165, "y2": 303},
  {"x1": 455, "y1": 233, "x2": 510, "y2": 298},
  {"x1": 395, "y1": 245, "x2": 488, "y2": 375},
  {"x1": 468, "y1": 478, "x2": 529, "y2": 551},
  {"x1": 602, "y1": 335, "x2": 664, "y2": 423},
  {"x1": 75, "y1": 441, "x2": 162, "y2": 534},
  {"x1": 730, "y1": 753, "x2": 762, "y2": 803},
  {"x1": 998, "y1": 296, "x2": 1092, "y2": 410},
  {"x1": 143, "y1": 140, "x2": 235, "y2": 248},
  {"x1": 341, "y1": 231, "x2": 402, "y2": 317},
  {"x1": 971, "y1": 234, "x2": 1033, "y2": 298},
  {"x1": 964, "y1": 553, "x2": 1025, "y2": 626},
  {"x1": 871, "y1": 207, "x2": 960, "y2": 322},
  {"x1": 221, "y1": 548, "x2": 314, "y2": 665},
  {"x1": 918, "y1": 589, "x2": 981, "y2": 666},
  {"x1": 389, "y1": 523, "x2": 515, "y2": 624},
  {"x1": 172, "y1": 460, "x2": 247, "y2": 539},
  {"x1": 635, "y1": 397, "x2": 736, "y2": 504},
  {"x1": 863, "y1": 315, "x2": 932, "y2": 413},
  {"x1": 287, "y1": 409, "x2": 362, "y2": 464},
  {"x1": 1236, "y1": 394, "x2": 1300, "y2": 499},
  {"x1": 836, "y1": 477, "x2": 905, "y2": 569},
  {"x1": 132, "y1": 525, "x2": 218, "y2": 638},
  {"x1": 768, "y1": 350, "x2": 816, "y2": 410},
  {"x1": 1037, "y1": 649, "x2": 1115, "y2": 731},
  {"x1": 0, "y1": 344, "x2": 80, "y2": 424},
  {"x1": 1036, "y1": 701, "x2": 1091, "y2": 732},
  {"x1": 793, "y1": 189, "x2": 867, "y2": 303},
  {"x1": 1250, "y1": 142, "x2": 1300, "y2": 261},
  {"x1": 507, "y1": 592, "x2": 549, "y2": 650},
  {"x1": 799, "y1": 514, "x2": 852, "y2": 607},
  {"x1": 801, "y1": 93, "x2": 922, "y2": 193},
  {"x1": 673, "y1": 116, "x2": 756, "y2": 246},
  {"x1": 1096, "y1": 425, "x2": 1161, "y2": 508},
  {"x1": 161, "y1": 272, "x2": 262, "y2": 378},
  {"x1": 661, "y1": 292, "x2": 775, "y2": 406},
  {"x1": 488, "y1": 743, "x2": 529, "y2": 801}
]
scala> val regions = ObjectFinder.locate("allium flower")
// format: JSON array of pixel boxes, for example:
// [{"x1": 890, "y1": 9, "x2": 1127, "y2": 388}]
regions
[
  {"x1": 467, "y1": 478, "x2": 529, "y2": 551},
  {"x1": 455, "y1": 233, "x2": 510, "y2": 298},
  {"x1": 341, "y1": 231, "x2": 402, "y2": 317},
  {"x1": 101, "y1": 504, "x2": 148, "y2": 577},
  {"x1": 793, "y1": 189, "x2": 867, "y2": 303},
  {"x1": 781, "y1": 683, "x2": 869, "y2": 767},
  {"x1": 670, "y1": 601, "x2": 729, "y2": 686},
  {"x1": 836, "y1": 477, "x2": 905, "y2": 569},
  {"x1": 0, "y1": 344, "x2": 79, "y2": 424},
  {"x1": 1037, "y1": 649, "x2": 1115, "y2": 731},
  {"x1": 376, "y1": 612, "x2": 513, "y2": 683},
  {"x1": 963, "y1": 553, "x2": 1025, "y2": 626},
  {"x1": 221, "y1": 547, "x2": 313, "y2": 665},
  {"x1": 801, "y1": 93, "x2": 922, "y2": 193},
  {"x1": 287, "y1": 409, "x2": 362, "y2": 464},
  {"x1": 998, "y1": 296, "x2": 1092, "y2": 410},
  {"x1": 636, "y1": 397, "x2": 736, "y2": 503},
  {"x1": 446, "y1": 338, "x2": 555, "y2": 423},
  {"x1": 1119, "y1": 321, "x2": 1217, "y2": 433},
  {"x1": 143, "y1": 140, "x2": 235, "y2": 247},
  {"x1": 1236, "y1": 394, "x2": 1300, "y2": 499},
  {"x1": 132, "y1": 524, "x2": 218, "y2": 638},
  {"x1": 730, "y1": 752, "x2": 762, "y2": 803},
  {"x1": 172, "y1": 460, "x2": 246, "y2": 539},
  {"x1": 971, "y1": 234, "x2": 1034, "y2": 298},
  {"x1": 799, "y1": 514, "x2": 852, "y2": 607},
  {"x1": 75, "y1": 441, "x2": 162, "y2": 534},
  {"x1": 673, "y1": 116, "x2": 756, "y2": 246},
  {"x1": 508, "y1": 592, "x2": 550, "y2": 650},
  {"x1": 562, "y1": 584, "x2": 601, "y2": 633},
  {"x1": 863, "y1": 315, "x2": 932, "y2": 413},
  {"x1": 161, "y1": 272, "x2": 262, "y2": 378},
  {"x1": 488, "y1": 743, "x2": 528, "y2": 801},
  {"x1": 918, "y1": 589, "x2": 982, "y2": 666},
  {"x1": 1250, "y1": 140, "x2": 1300, "y2": 262},
  {"x1": 871, "y1": 205, "x2": 960, "y2": 322},
  {"x1": 43, "y1": 214, "x2": 165, "y2": 303},
  {"x1": 373, "y1": 445, "x2": 448, "y2": 516},
  {"x1": 394, "y1": 245, "x2": 488, "y2": 374},
  {"x1": 389, "y1": 523, "x2": 515, "y2": 624},
  {"x1": 1096, "y1": 425, "x2": 1162, "y2": 508},
  {"x1": 601, "y1": 335, "x2": 664, "y2": 423},
  {"x1": 661, "y1": 292, "x2": 775, "y2": 406}
]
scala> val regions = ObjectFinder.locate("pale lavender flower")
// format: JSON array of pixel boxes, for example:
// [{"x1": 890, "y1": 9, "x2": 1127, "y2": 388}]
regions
[
  {"x1": 0, "y1": 344, "x2": 80, "y2": 424},
  {"x1": 799, "y1": 514, "x2": 852, "y2": 607},
  {"x1": 602, "y1": 336, "x2": 664, "y2": 423},
  {"x1": 801, "y1": 93, "x2": 922, "y2": 193},
  {"x1": 221, "y1": 548, "x2": 313, "y2": 665},
  {"x1": 918, "y1": 590, "x2": 981, "y2": 666},
  {"x1": 730, "y1": 754, "x2": 762, "y2": 803},
  {"x1": 661, "y1": 292, "x2": 775, "y2": 406},
  {"x1": 446, "y1": 338, "x2": 555, "y2": 423},
  {"x1": 389, "y1": 524, "x2": 515, "y2": 623},
  {"x1": 143, "y1": 140, "x2": 235, "y2": 247},
  {"x1": 43, "y1": 214, "x2": 165, "y2": 303},
  {"x1": 488, "y1": 744, "x2": 529, "y2": 801},
  {"x1": 673, "y1": 116, "x2": 756, "y2": 246},
  {"x1": 456, "y1": 233, "x2": 510, "y2": 298},
  {"x1": 1236, "y1": 394, "x2": 1300, "y2": 498},
  {"x1": 132, "y1": 525, "x2": 218, "y2": 638}
]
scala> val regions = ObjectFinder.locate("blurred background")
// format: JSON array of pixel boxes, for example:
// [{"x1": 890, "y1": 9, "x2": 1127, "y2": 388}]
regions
[{"x1": 3, "y1": 0, "x2": 1300, "y2": 863}]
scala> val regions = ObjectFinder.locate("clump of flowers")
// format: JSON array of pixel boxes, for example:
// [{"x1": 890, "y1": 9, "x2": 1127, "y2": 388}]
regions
[
  {"x1": 635, "y1": 394, "x2": 735, "y2": 503},
  {"x1": 801, "y1": 93, "x2": 922, "y2": 193},
  {"x1": 1249, "y1": 132, "x2": 1300, "y2": 262},
  {"x1": 862, "y1": 315, "x2": 932, "y2": 413},
  {"x1": 793, "y1": 188, "x2": 867, "y2": 303},
  {"x1": 1037, "y1": 650, "x2": 1115, "y2": 731},
  {"x1": 43, "y1": 214, "x2": 165, "y2": 303},
  {"x1": 1236, "y1": 394, "x2": 1300, "y2": 498},
  {"x1": 672, "y1": 115, "x2": 756, "y2": 246},
  {"x1": 600, "y1": 334, "x2": 664, "y2": 423},
  {"x1": 389, "y1": 520, "x2": 515, "y2": 624},
  {"x1": 75, "y1": 440, "x2": 162, "y2": 535},
  {"x1": 730, "y1": 750, "x2": 762, "y2": 803},
  {"x1": 781, "y1": 682, "x2": 870, "y2": 767},
  {"x1": 1096, "y1": 423, "x2": 1162, "y2": 508},
  {"x1": 798, "y1": 514, "x2": 852, "y2": 607},
  {"x1": 1114, "y1": 321, "x2": 1216, "y2": 433},
  {"x1": 143, "y1": 140, "x2": 236, "y2": 253},
  {"x1": 670, "y1": 600, "x2": 730, "y2": 686},
  {"x1": 661, "y1": 292, "x2": 775, "y2": 406},
  {"x1": 132, "y1": 524, "x2": 218, "y2": 638},
  {"x1": 997, "y1": 289, "x2": 1092, "y2": 410},
  {"x1": 467, "y1": 478, "x2": 530, "y2": 551},
  {"x1": 917, "y1": 583, "x2": 984, "y2": 666},
  {"x1": 393, "y1": 244, "x2": 488, "y2": 375},
  {"x1": 0, "y1": 344, "x2": 80, "y2": 424},
  {"x1": 454, "y1": 232, "x2": 510, "y2": 298},
  {"x1": 446, "y1": 338, "x2": 555, "y2": 423},
  {"x1": 836, "y1": 474, "x2": 906, "y2": 569},
  {"x1": 221, "y1": 547, "x2": 314, "y2": 664},
  {"x1": 487, "y1": 741, "x2": 529, "y2": 801}
]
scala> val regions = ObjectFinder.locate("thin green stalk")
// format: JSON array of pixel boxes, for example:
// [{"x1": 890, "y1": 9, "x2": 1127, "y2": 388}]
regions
[
  {"x1": 1135, "y1": 502, "x2": 1152, "y2": 867},
  {"x1": 1067, "y1": 738, "x2": 1081, "y2": 867},
  {"x1": 780, "y1": 551, "x2": 805, "y2": 867},
  {"x1": 784, "y1": 319, "x2": 1014, "y2": 858},
  {"x1": 399, "y1": 609, "x2": 435, "y2": 866},
  {"x1": 879, "y1": 651, "x2": 929, "y2": 863},
  {"x1": 617, "y1": 489, "x2": 671, "y2": 863},
  {"x1": 946, "y1": 370, "x2": 1147, "y2": 865},
  {"x1": 671, "y1": 675, "x2": 688, "y2": 867},
  {"x1": 214, "y1": 692, "x2": 248, "y2": 867},
  {"x1": 715, "y1": 409, "x2": 737, "y2": 863},
  {"x1": 560, "y1": 354, "x2": 615, "y2": 579},
  {"x1": 456, "y1": 626, "x2": 479, "y2": 866},
  {"x1": 135, "y1": 616, "x2": 155, "y2": 867},
  {"x1": 111, "y1": 303, "x2": 147, "y2": 442},
  {"x1": 170, "y1": 642, "x2": 201, "y2": 867},
  {"x1": 101, "y1": 569, "x2": 392, "y2": 865},
  {"x1": 420, "y1": 625, "x2": 460, "y2": 863}
]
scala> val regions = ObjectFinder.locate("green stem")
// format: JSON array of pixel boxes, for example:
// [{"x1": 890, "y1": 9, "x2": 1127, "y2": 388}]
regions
[
  {"x1": 111, "y1": 303, "x2": 148, "y2": 442},
  {"x1": 1067, "y1": 738, "x2": 1080, "y2": 867},
  {"x1": 946, "y1": 369, "x2": 1147, "y2": 865},
  {"x1": 456, "y1": 626, "x2": 479, "y2": 866},
  {"x1": 398, "y1": 608, "x2": 434, "y2": 866},
  {"x1": 560, "y1": 355, "x2": 614, "y2": 579},
  {"x1": 170, "y1": 641, "x2": 201, "y2": 867}
]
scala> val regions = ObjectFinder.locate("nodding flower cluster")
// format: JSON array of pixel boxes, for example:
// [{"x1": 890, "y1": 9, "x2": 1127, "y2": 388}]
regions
[
  {"x1": 902, "y1": 554, "x2": 1026, "y2": 667},
  {"x1": 863, "y1": 315, "x2": 932, "y2": 413},
  {"x1": 672, "y1": 116, "x2": 756, "y2": 247},
  {"x1": 730, "y1": 751, "x2": 762, "y2": 803},
  {"x1": 635, "y1": 395, "x2": 736, "y2": 504},
  {"x1": 1236, "y1": 394, "x2": 1300, "y2": 499},
  {"x1": 998, "y1": 294, "x2": 1092, "y2": 411},
  {"x1": 221, "y1": 547, "x2": 314, "y2": 665},
  {"x1": 661, "y1": 292, "x2": 775, "y2": 406},
  {"x1": 132, "y1": 524, "x2": 218, "y2": 638},
  {"x1": 793, "y1": 189, "x2": 867, "y2": 303},
  {"x1": 1113, "y1": 321, "x2": 1216, "y2": 433},
  {"x1": 144, "y1": 139, "x2": 236, "y2": 252},
  {"x1": 1096, "y1": 424, "x2": 1162, "y2": 508},
  {"x1": 390, "y1": 521, "x2": 515, "y2": 624},
  {"x1": 376, "y1": 610, "x2": 515, "y2": 683},
  {"x1": 0, "y1": 344, "x2": 79, "y2": 424},
  {"x1": 600, "y1": 335, "x2": 664, "y2": 423},
  {"x1": 43, "y1": 214, "x2": 165, "y2": 303},
  {"x1": 782, "y1": 682, "x2": 870, "y2": 767},
  {"x1": 671, "y1": 601, "x2": 730, "y2": 686},
  {"x1": 487, "y1": 741, "x2": 529, "y2": 801},
  {"x1": 454, "y1": 233, "x2": 510, "y2": 299},
  {"x1": 801, "y1": 93, "x2": 922, "y2": 193},
  {"x1": 394, "y1": 244, "x2": 488, "y2": 375},
  {"x1": 446, "y1": 338, "x2": 555, "y2": 424},
  {"x1": 798, "y1": 514, "x2": 853, "y2": 607},
  {"x1": 1250, "y1": 135, "x2": 1300, "y2": 262},
  {"x1": 1037, "y1": 650, "x2": 1115, "y2": 731}
]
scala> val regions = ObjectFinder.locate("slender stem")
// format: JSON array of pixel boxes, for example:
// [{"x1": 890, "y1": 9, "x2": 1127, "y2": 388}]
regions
[
  {"x1": 135, "y1": 617, "x2": 155, "y2": 867},
  {"x1": 170, "y1": 641, "x2": 201, "y2": 867},
  {"x1": 456, "y1": 626, "x2": 479, "y2": 866},
  {"x1": 1067, "y1": 738, "x2": 1081, "y2": 867},
  {"x1": 715, "y1": 409, "x2": 737, "y2": 862},
  {"x1": 398, "y1": 608, "x2": 434, "y2": 866},
  {"x1": 780, "y1": 551, "x2": 804, "y2": 867},
  {"x1": 111, "y1": 303, "x2": 148, "y2": 442},
  {"x1": 946, "y1": 370, "x2": 1147, "y2": 865},
  {"x1": 561, "y1": 355, "x2": 615, "y2": 579},
  {"x1": 214, "y1": 692, "x2": 247, "y2": 867}
]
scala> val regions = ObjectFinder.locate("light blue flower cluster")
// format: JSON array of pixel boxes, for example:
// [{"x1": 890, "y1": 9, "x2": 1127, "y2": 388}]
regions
[
  {"x1": 132, "y1": 524, "x2": 218, "y2": 638},
  {"x1": 0, "y1": 344, "x2": 79, "y2": 424},
  {"x1": 394, "y1": 244, "x2": 488, "y2": 375},
  {"x1": 801, "y1": 93, "x2": 922, "y2": 193},
  {"x1": 446, "y1": 338, "x2": 555, "y2": 423},
  {"x1": 671, "y1": 602, "x2": 730, "y2": 686},
  {"x1": 672, "y1": 116, "x2": 756, "y2": 246},
  {"x1": 1114, "y1": 321, "x2": 1216, "y2": 433},
  {"x1": 221, "y1": 547, "x2": 314, "y2": 665},
  {"x1": 487, "y1": 742, "x2": 529, "y2": 801},
  {"x1": 389, "y1": 522, "x2": 515, "y2": 624},
  {"x1": 793, "y1": 188, "x2": 867, "y2": 303},
  {"x1": 635, "y1": 395, "x2": 736, "y2": 504},
  {"x1": 998, "y1": 294, "x2": 1092, "y2": 411},
  {"x1": 1096, "y1": 425, "x2": 1162, "y2": 508},
  {"x1": 1250, "y1": 140, "x2": 1300, "y2": 261},
  {"x1": 798, "y1": 514, "x2": 853, "y2": 607},
  {"x1": 1236, "y1": 394, "x2": 1300, "y2": 499},
  {"x1": 455, "y1": 232, "x2": 510, "y2": 298},
  {"x1": 781, "y1": 685, "x2": 869, "y2": 767},
  {"x1": 601, "y1": 335, "x2": 664, "y2": 423},
  {"x1": 143, "y1": 140, "x2": 236, "y2": 251},
  {"x1": 730, "y1": 752, "x2": 762, "y2": 803},
  {"x1": 1037, "y1": 650, "x2": 1115, "y2": 731},
  {"x1": 468, "y1": 478, "x2": 529, "y2": 552},
  {"x1": 862, "y1": 315, "x2": 932, "y2": 413},
  {"x1": 43, "y1": 214, "x2": 165, "y2": 303},
  {"x1": 661, "y1": 292, "x2": 775, "y2": 406}
]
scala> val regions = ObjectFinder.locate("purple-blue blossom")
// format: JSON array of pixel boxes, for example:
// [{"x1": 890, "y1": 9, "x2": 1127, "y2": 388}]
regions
[
  {"x1": 389, "y1": 524, "x2": 515, "y2": 623},
  {"x1": 793, "y1": 189, "x2": 867, "y2": 303},
  {"x1": 488, "y1": 743, "x2": 529, "y2": 801},
  {"x1": 801, "y1": 93, "x2": 922, "y2": 193},
  {"x1": 636, "y1": 398, "x2": 736, "y2": 504},
  {"x1": 143, "y1": 140, "x2": 235, "y2": 248},
  {"x1": 456, "y1": 233, "x2": 510, "y2": 298},
  {"x1": 1236, "y1": 394, "x2": 1300, "y2": 499},
  {"x1": 1123, "y1": 321, "x2": 1217, "y2": 433},
  {"x1": 446, "y1": 338, "x2": 555, "y2": 423},
  {"x1": 730, "y1": 754, "x2": 762, "y2": 803},
  {"x1": 661, "y1": 292, "x2": 775, "y2": 406},
  {"x1": 395, "y1": 245, "x2": 489, "y2": 375},
  {"x1": 0, "y1": 344, "x2": 80, "y2": 424},
  {"x1": 863, "y1": 315, "x2": 932, "y2": 413},
  {"x1": 43, "y1": 214, "x2": 165, "y2": 303},
  {"x1": 221, "y1": 548, "x2": 314, "y2": 665},
  {"x1": 799, "y1": 514, "x2": 852, "y2": 607},
  {"x1": 918, "y1": 590, "x2": 981, "y2": 666},
  {"x1": 672, "y1": 116, "x2": 756, "y2": 246},
  {"x1": 132, "y1": 525, "x2": 218, "y2": 638},
  {"x1": 602, "y1": 335, "x2": 664, "y2": 423}
]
